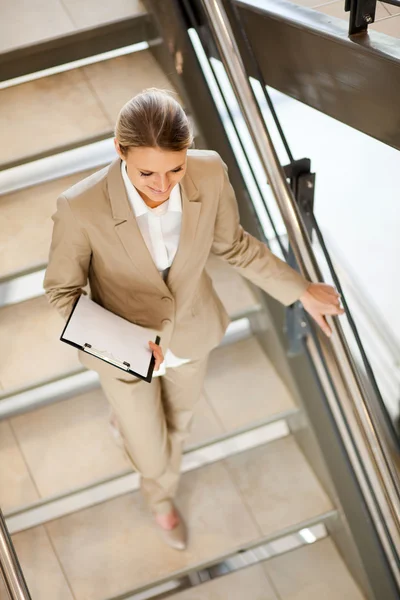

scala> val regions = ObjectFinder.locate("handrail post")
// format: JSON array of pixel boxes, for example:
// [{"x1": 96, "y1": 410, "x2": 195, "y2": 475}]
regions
[{"x1": 0, "y1": 509, "x2": 31, "y2": 600}]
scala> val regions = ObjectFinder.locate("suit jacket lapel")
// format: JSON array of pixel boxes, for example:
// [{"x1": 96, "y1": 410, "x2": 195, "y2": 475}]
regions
[
  {"x1": 107, "y1": 158, "x2": 170, "y2": 295},
  {"x1": 107, "y1": 157, "x2": 201, "y2": 294},
  {"x1": 167, "y1": 169, "x2": 201, "y2": 288}
]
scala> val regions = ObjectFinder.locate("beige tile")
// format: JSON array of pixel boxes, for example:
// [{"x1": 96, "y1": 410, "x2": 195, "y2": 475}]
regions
[
  {"x1": 265, "y1": 537, "x2": 365, "y2": 599},
  {"x1": 0, "y1": 421, "x2": 39, "y2": 512},
  {"x1": 169, "y1": 564, "x2": 277, "y2": 600},
  {"x1": 10, "y1": 388, "x2": 131, "y2": 498},
  {"x1": 0, "y1": 296, "x2": 81, "y2": 392},
  {"x1": 315, "y1": 0, "x2": 389, "y2": 20},
  {"x1": 0, "y1": 526, "x2": 74, "y2": 600},
  {"x1": 46, "y1": 462, "x2": 259, "y2": 599},
  {"x1": 62, "y1": 0, "x2": 145, "y2": 29},
  {"x1": 206, "y1": 254, "x2": 260, "y2": 318},
  {"x1": 379, "y1": 3, "x2": 400, "y2": 15},
  {"x1": 371, "y1": 13, "x2": 400, "y2": 36},
  {"x1": 0, "y1": 170, "x2": 97, "y2": 278},
  {"x1": 11, "y1": 386, "x2": 222, "y2": 499},
  {"x1": 185, "y1": 394, "x2": 224, "y2": 448},
  {"x1": 225, "y1": 436, "x2": 333, "y2": 536},
  {"x1": 83, "y1": 51, "x2": 178, "y2": 124},
  {"x1": 204, "y1": 337, "x2": 296, "y2": 432},
  {"x1": 0, "y1": 69, "x2": 111, "y2": 166},
  {"x1": 0, "y1": 0, "x2": 75, "y2": 53}
]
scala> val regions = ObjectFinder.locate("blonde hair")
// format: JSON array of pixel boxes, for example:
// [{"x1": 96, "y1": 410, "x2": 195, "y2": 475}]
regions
[{"x1": 115, "y1": 88, "x2": 194, "y2": 155}]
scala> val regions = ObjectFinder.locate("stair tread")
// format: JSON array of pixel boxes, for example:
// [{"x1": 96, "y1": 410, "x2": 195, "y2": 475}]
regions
[
  {"x1": 2, "y1": 336, "x2": 295, "y2": 510},
  {"x1": 167, "y1": 537, "x2": 365, "y2": 600},
  {"x1": 0, "y1": 0, "x2": 145, "y2": 55},
  {"x1": 7, "y1": 436, "x2": 333, "y2": 600},
  {"x1": 0, "y1": 296, "x2": 82, "y2": 393},
  {"x1": 0, "y1": 169, "x2": 97, "y2": 279},
  {"x1": 0, "y1": 50, "x2": 175, "y2": 167}
]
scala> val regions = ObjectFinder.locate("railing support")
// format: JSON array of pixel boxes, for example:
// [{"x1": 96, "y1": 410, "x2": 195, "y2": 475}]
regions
[{"x1": 0, "y1": 509, "x2": 31, "y2": 600}]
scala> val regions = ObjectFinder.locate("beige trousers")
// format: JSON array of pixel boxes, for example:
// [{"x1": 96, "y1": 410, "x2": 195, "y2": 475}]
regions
[{"x1": 99, "y1": 355, "x2": 209, "y2": 515}]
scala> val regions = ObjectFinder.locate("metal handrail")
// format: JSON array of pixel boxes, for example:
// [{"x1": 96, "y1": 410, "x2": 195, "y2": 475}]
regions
[
  {"x1": 200, "y1": 0, "x2": 400, "y2": 585},
  {"x1": 0, "y1": 508, "x2": 31, "y2": 599}
]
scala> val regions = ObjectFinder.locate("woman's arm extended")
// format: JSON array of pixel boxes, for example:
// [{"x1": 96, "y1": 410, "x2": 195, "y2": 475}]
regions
[
  {"x1": 43, "y1": 195, "x2": 92, "y2": 321},
  {"x1": 211, "y1": 155, "x2": 343, "y2": 337}
]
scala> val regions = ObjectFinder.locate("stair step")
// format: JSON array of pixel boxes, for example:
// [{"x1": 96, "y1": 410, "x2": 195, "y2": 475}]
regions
[
  {"x1": 166, "y1": 537, "x2": 365, "y2": 600},
  {"x1": 1, "y1": 336, "x2": 296, "y2": 514},
  {"x1": 0, "y1": 0, "x2": 146, "y2": 56},
  {"x1": 0, "y1": 169, "x2": 97, "y2": 280},
  {"x1": 0, "y1": 295, "x2": 82, "y2": 394},
  {"x1": 4, "y1": 435, "x2": 333, "y2": 600},
  {"x1": 0, "y1": 49, "x2": 176, "y2": 169}
]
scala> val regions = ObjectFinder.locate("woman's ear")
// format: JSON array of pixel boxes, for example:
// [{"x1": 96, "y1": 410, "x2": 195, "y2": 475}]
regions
[{"x1": 114, "y1": 138, "x2": 123, "y2": 158}]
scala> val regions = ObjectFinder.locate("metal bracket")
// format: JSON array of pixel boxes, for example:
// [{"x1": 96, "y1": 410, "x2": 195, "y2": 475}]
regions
[
  {"x1": 345, "y1": 0, "x2": 377, "y2": 35},
  {"x1": 283, "y1": 158, "x2": 315, "y2": 238},
  {"x1": 285, "y1": 300, "x2": 311, "y2": 356},
  {"x1": 283, "y1": 158, "x2": 315, "y2": 355}
]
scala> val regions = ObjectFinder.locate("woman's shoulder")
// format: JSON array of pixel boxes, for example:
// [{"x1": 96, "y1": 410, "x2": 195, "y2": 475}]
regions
[
  {"x1": 186, "y1": 148, "x2": 224, "y2": 178},
  {"x1": 187, "y1": 148, "x2": 222, "y2": 164}
]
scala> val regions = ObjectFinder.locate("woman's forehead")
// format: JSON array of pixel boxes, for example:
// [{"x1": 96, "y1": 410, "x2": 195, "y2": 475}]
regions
[{"x1": 127, "y1": 147, "x2": 187, "y2": 172}]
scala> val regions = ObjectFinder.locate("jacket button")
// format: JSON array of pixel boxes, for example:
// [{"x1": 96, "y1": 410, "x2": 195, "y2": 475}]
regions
[{"x1": 162, "y1": 318, "x2": 172, "y2": 325}]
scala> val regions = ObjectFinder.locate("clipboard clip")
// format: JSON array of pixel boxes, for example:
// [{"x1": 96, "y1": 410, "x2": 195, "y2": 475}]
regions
[{"x1": 84, "y1": 343, "x2": 131, "y2": 371}]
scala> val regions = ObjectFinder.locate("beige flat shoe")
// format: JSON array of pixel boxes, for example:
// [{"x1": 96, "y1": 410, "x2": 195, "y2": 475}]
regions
[{"x1": 154, "y1": 507, "x2": 187, "y2": 551}]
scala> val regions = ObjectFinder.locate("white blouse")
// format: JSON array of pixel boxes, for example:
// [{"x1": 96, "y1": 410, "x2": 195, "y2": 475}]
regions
[{"x1": 121, "y1": 161, "x2": 190, "y2": 374}]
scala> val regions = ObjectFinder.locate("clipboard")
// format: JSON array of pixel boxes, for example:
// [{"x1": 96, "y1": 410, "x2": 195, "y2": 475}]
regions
[{"x1": 60, "y1": 295, "x2": 161, "y2": 383}]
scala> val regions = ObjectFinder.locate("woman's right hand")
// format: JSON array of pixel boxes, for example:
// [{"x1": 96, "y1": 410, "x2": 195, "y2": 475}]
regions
[{"x1": 149, "y1": 341, "x2": 164, "y2": 371}]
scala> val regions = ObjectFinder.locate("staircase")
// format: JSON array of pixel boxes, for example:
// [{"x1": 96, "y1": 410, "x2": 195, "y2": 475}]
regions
[{"x1": 0, "y1": 2, "x2": 367, "y2": 599}]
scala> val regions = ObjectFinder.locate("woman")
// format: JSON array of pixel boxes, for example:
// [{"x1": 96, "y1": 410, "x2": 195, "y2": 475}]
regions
[{"x1": 44, "y1": 88, "x2": 343, "y2": 551}]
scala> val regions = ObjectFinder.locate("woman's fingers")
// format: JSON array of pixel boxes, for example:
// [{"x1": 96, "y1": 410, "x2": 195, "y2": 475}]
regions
[
  {"x1": 148, "y1": 341, "x2": 164, "y2": 371},
  {"x1": 300, "y1": 282, "x2": 345, "y2": 337},
  {"x1": 313, "y1": 312, "x2": 332, "y2": 338}
]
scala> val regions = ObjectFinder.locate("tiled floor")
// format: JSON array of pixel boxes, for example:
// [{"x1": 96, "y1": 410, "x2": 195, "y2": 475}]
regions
[
  {"x1": 204, "y1": 336, "x2": 296, "y2": 432},
  {"x1": 0, "y1": 296, "x2": 82, "y2": 393},
  {"x1": 169, "y1": 563, "x2": 278, "y2": 600},
  {"x1": 289, "y1": 0, "x2": 400, "y2": 38},
  {"x1": 4, "y1": 436, "x2": 333, "y2": 599},
  {"x1": 291, "y1": 0, "x2": 400, "y2": 38},
  {"x1": 82, "y1": 51, "x2": 177, "y2": 125},
  {"x1": 225, "y1": 437, "x2": 333, "y2": 536},
  {"x1": 0, "y1": 170, "x2": 96, "y2": 279},
  {"x1": 265, "y1": 537, "x2": 365, "y2": 599},
  {"x1": 2, "y1": 335, "x2": 294, "y2": 510},
  {"x1": 0, "y1": 68, "x2": 111, "y2": 166},
  {"x1": 44, "y1": 461, "x2": 260, "y2": 599},
  {"x1": 168, "y1": 538, "x2": 365, "y2": 600},
  {"x1": 0, "y1": 50, "x2": 174, "y2": 167},
  {"x1": 0, "y1": 0, "x2": 144, "y2": 54},
  {"x1": 0, "y1": 421, "x2": 39, "y2": 512},
  {"x1": 0, "y1": 525, "x2": 74, "y2": 600},
  {"x1": 60, "y1": 0, "x2": 145, "y2": 30}
]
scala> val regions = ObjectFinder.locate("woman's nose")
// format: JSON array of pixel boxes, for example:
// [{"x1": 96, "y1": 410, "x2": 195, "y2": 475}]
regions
[{"x1": 153, "y1": 175, "x2": 169, "y2": 191}]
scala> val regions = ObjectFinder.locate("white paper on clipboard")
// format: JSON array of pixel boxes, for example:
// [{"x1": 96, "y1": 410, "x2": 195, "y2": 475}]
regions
[{"x1": 62, "y1": 295, "x2": 160, "y2": 379}]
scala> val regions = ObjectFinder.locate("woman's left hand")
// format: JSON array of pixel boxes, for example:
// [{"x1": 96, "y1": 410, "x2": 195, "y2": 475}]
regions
[
  {"x1": 299, "y1": 282, "x2": 345, "y2": 338},
  {"x1": 149, "y1": 340, "x2": 164, "y2": 371}
]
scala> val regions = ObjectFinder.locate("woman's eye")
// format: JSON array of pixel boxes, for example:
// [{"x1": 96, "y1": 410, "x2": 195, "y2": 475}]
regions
[{"x1": 139, "y1": 168, "x2": 183, "y2": 177}]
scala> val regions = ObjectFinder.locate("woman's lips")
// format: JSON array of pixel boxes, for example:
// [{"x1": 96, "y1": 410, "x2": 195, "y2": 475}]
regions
[{"x1": 149, "y1": 185, "x2": 170, "y2": 194}]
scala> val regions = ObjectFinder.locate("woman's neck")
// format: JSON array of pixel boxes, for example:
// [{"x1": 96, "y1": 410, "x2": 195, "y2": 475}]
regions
[{"x1": 138, "y1": 190, "x2": 169, "y2": 209}]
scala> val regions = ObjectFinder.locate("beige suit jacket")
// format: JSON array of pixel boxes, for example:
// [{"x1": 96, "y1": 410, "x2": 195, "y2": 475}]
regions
[{"x1": 43, "y1": 149, "x2": 309, "y2": 378}]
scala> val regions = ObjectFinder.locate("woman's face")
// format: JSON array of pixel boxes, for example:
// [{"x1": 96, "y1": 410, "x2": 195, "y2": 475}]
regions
[{"x1": 114, "y1": 141, "x2": 188, "y2": 207}]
